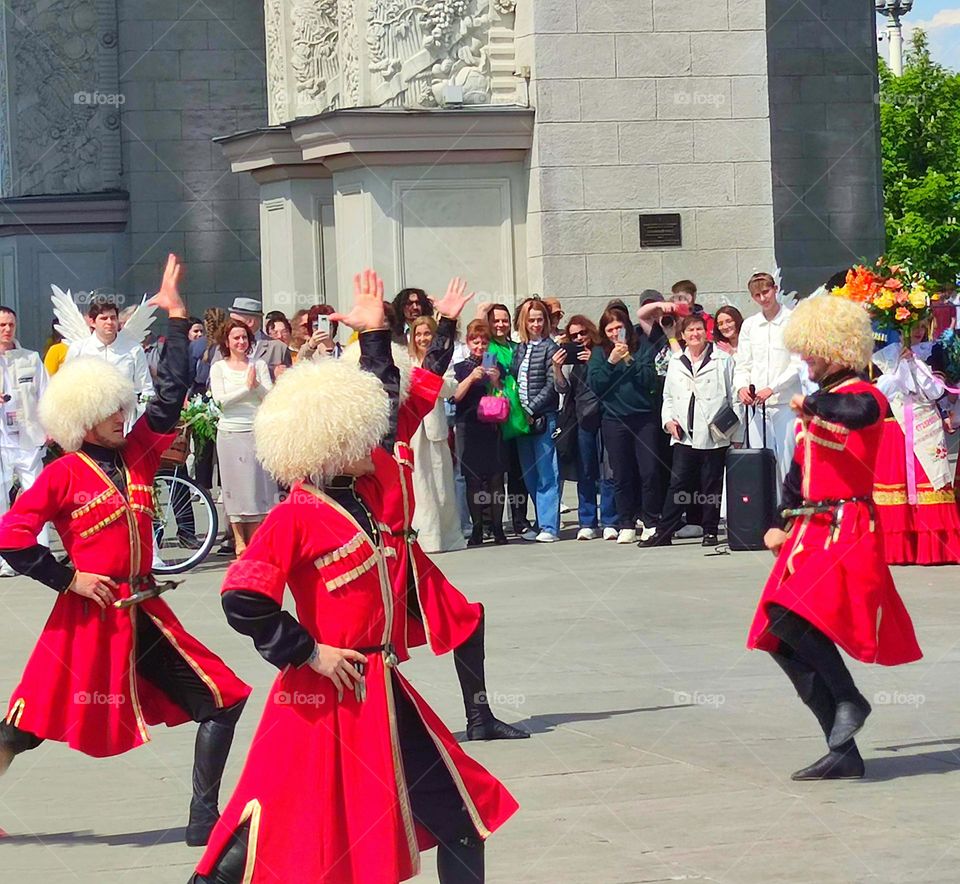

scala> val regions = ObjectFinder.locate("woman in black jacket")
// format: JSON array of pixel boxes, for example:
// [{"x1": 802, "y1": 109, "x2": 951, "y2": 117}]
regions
[
  {"x1": 511, "y1": 299, "x2": 565, "y2": 542},
  {"x1": 556, "y1": 315, "x2": 618, "y2": 541}
]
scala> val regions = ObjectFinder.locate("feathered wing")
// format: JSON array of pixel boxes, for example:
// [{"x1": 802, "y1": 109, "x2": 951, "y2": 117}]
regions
[
  {"x1": 774, "y1": 264, "x2": 800, "y2": 309},
  {"x1": 50, "y1": 285, "x2": 92, "y2": 344},
  {"x1": 117, "y1": 295, "x2": 158, "y2": 347}
]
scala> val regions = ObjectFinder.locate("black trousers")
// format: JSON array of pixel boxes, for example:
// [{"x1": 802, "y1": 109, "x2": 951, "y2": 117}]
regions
[
  {"x1": 193, "y1": 680, "x2": 476, "y2": 884},
  {"x1": 658, "y1": 445, "x2": 726, "y2": 537},
  {"x1": 193, "y1": 438, "x2": 216, "y2": 491},
  {"x1": 0, "y1": 609, "x2": 223, "y2": 754},
  {"x1": 505, "y1": 438, "x2": 529, "y2": 529},
  {"x1": 601, "y1": 414, "x2": 663, "y2": 529}
]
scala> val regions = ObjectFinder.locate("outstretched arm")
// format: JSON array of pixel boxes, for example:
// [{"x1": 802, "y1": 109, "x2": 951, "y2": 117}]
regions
[
  {"x1": 143, "y1": 255, "x2": 191, "y2": 434},
  {"x1": 332, "y1": 269, "x2": 400, "y2": 448},
  {"x1": 422, "y1": 277, "x2": 475, "y2": 377}
]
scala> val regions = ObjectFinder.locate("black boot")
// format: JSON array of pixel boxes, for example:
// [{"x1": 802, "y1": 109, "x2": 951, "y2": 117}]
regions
[
  {"x1": 186, "y1": 821, "x2": 251, "y2": 882},
  {"x1": 791, "y1": 748, "x2": 864, "y2": 781},
  {"x1": 772, "y1": 651, "x2": 865, "y2": 780},
  {"x1": 467, "y1": 525, "x2": 484, "y2": 547},
  {"x1": 437, "y1": 833, "x2": 485, "y2": 883},
  {"x1": 455, "y1": 617, "x2": 529, "y2": 741},
  {"x1": 829, "y1": 696, "x2": 872, "y2": 750},
  {"x1": 185, "y1": 700, "x2": 246, "y2": 847}
]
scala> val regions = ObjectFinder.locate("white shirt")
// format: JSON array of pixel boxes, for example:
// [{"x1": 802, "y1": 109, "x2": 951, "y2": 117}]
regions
[
  {"x1": 210, "y1": 359, "x2": 273, "y2": 432},
  {"x1": 66, "y1": 333, "x2": 155, "y2": 402},
  {"x1": 0, "y1": 346, "x2": 48, "y2": 449},
  {"x1": 732, "y1": 306, "x2": 801, "y2": 408}
]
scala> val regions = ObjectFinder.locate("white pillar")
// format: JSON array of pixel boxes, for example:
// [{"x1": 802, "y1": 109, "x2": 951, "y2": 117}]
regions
[{"x1": 888, "y1": 19, "x2": 904, "y2": 76}]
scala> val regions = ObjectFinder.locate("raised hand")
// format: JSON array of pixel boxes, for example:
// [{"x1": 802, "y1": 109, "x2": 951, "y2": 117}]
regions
[
  {"x1": 431, "y1": 276, "x2": 475, "y2": 321},
  {"x1": 330, "y1": 269, "x2": 386, "y2": 333},
  {"x1": 148, "y1": 253, "x2": 187, "y2": 319}
]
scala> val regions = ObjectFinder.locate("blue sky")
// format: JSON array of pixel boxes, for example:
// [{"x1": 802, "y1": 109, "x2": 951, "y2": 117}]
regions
[{"x1": 883, "y1": 2, "x2": 960, "y2": 69}]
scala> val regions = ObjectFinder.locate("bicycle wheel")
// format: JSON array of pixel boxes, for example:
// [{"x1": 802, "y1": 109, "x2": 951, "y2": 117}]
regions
[{"x1": 152, "y1": 469, "x2": 219, "y2": 574}]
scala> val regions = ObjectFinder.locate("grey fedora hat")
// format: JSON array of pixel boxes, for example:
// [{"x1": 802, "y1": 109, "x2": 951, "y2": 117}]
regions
[{"x1": 229, "y1": 297, "x2": 262, "y2": 316}]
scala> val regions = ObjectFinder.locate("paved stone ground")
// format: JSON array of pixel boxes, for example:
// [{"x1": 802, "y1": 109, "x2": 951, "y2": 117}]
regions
[{"x1": 2, "y1": 516, "x2": 960, "y2": 883}]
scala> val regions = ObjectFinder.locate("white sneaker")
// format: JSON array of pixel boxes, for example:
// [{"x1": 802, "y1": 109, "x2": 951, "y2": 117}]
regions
[
  {"x1": 617, "y1": 529, "x2": 637, "y2": 544},
  {"x1": 576, "y1": 527, "x2": 597, "y2": 541},
  {"x1": 640, "y1": 526, "x2": 657, "y2": 542},
  {"x1": 536, "y1": 531, "x2": 558, "y2": 543},
  {"x1": 675, "y1": 524, "x2": 703, "y2": 539},
  {"x1": 521, "y1": 529, "x2": 539, "y2": 542},
  {"x1": 0, "y1": 563, "x2": 16, "y2": 578},
  {"x1": 603, "y1": 527, "x2": 619, "y2": 541}
]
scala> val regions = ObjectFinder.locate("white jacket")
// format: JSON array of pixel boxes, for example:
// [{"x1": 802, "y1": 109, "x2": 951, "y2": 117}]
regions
[
  {"x1": 732, "y1": 305, "x2": 802, "y2": 408},
  {"x1": 66, "y1": 333, "x2": 155, "y2": 402},
  {"x1": 661, "y1": 344, "x2": 738, "y2": 450},
  {"x1": 0, "y1": 347, "x2": 48, "y2": 449}
]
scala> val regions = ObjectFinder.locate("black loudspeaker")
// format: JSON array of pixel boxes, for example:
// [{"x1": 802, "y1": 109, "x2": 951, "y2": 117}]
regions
[{"x1": 725, "y1": 400, "x2": 779, "y2": 551}]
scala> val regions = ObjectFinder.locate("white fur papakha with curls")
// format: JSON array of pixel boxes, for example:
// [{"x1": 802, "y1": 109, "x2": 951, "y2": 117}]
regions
[
  {"x1": 341, "y1": 340, "x2": 413, "y2": 403},
  {"x1": 39, "y1": 356, "x2": 137, "y2": 451},
  {"x1": 783, "y1": 293, "x2": 874, "y2": 372},
  {"x1": 254, "y1": 358, "x2": 389, "y2": 486}
]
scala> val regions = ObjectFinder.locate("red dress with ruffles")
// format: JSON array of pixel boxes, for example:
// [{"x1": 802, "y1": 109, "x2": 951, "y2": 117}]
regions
[
  {"x1": 872, "y1": 415, "x2": 960, "y2": 565},
  {"x1": 0, "y1": 417, "x2": 251, "y2": 757},
  {"x1": 195, "y1": 447, "x2": 517, "y2": 884},
  {"x1": 747, "y1": 379, "x2": 922, "y2": 665}
]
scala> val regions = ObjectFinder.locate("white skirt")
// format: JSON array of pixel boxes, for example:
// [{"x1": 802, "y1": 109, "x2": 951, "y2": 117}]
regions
[{"x1": 216, "y1": 429, "x2": 276, "y2": 521}]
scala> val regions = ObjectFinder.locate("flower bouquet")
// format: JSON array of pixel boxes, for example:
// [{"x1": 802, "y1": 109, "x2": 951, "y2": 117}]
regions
[
  {"x1": 831, "y1": 259, "x2": 935, "y2": 340},
  {"x1": 180, "y1": 394, "x2": 221, "y2": 455}
]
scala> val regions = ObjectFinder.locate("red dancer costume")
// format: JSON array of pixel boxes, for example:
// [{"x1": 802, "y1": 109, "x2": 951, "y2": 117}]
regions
[
  {"x1": 747, "y1": 294, "x2": 922, "y2": 781},
  {"x1": 192, "y1": 271, "x2": 517, "y2": 884},
  {"x1": 871, "y1": 341, "x2": 960, "y2": 564},
  {"x1": 0, "y1": 256, "x2": 250, "y2": 846},
  {"x1": 345, "y1": 281, "x2": 529, "y2": 742}
]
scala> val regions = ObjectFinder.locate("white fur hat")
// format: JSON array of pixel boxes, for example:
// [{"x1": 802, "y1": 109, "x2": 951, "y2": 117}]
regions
[
  {"x1": 254, "y1": 358, "x2": 390, "y2": 486},
  {"x1": 39, "y1": 357, "x2": 137, "y2": 451},
  {"x1": 340, "y1": 340, "x2": 413, "y2": 403}
]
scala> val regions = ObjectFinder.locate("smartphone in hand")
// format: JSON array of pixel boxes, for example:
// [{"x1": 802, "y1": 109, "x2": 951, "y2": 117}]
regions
[
  {"x1": 481, "y1": 351, "x2": 497, "y2": 370},
  {"x1": 561, "y1": 342, "x2": 583, "y2": 365}
]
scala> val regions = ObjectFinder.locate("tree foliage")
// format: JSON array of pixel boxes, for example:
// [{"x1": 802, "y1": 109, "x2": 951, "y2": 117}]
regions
[{"x1": 879, "y1": 30, "x2": 960, "y2": 288}]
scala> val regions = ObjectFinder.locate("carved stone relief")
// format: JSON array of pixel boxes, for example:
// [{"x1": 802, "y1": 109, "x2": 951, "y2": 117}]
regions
[
  {"x1": 266, "y1": 0, "x2": 290, "y2": 124},
  {"x1": 268, "y1": 0, "x2": 518, "y2": 123},
  {"x1": 3, "y1": 0, "x2": 121, "y2": 197}
]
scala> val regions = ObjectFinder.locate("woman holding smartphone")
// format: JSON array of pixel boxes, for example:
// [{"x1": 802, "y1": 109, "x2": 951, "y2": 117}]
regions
[
  {"x1": 297, "y1": 305, "x2": 342, "y2": 360},
  {"x1": 587, "y1": 305, "x2": 662, "y2": 544},
  {"x1": 511, "y1": 299, "x2": 565, "y2": 543},
  {"x1": 555, "y1": 316, "x2": 618, "y2": 541}
]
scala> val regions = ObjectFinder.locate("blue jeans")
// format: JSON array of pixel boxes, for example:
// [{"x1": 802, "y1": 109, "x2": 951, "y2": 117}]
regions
[
  {"x1": 517, "y1": 413, "x2": 561, "y2": 536},
  {"x1": 576, "y1": 427, "x2": 618, "y2": 530}
]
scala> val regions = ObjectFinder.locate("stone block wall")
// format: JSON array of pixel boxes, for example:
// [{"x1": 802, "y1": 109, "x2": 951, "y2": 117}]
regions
[
  {"x1": 524, "y1": 0, "x2": 777, "y2": 318},
  {"x1": 766, "y1": 0, "x2": 885, "y2": 297},
  {"x1": 117, "y1": 0, "x2": 267, "y2": 314}
]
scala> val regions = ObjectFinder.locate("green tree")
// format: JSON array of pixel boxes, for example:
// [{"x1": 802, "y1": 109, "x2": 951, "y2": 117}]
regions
[{"x1": 879, "y1": 30, "x2": 960, "y2": 288}]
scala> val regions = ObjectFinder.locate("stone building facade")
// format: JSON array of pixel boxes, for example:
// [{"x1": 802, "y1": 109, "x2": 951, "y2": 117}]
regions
[
  {"x1": 1, "y1": 0, "x2": 885, "y2": 346},
  {"x1": 221, "y1": 0, "x2": 885, "y2": 320},
  {"x1": 0, "y1": 0, "x2": 267, "y2": 347}
]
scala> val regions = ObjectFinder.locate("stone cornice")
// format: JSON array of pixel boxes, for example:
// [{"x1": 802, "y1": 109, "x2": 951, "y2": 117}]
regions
[
  {"x1": 0, "y1": 192, "x2": 129, "y2": 236},
  {"x1": 215, "y1": 107, "x2": 535, "y2": 175}
]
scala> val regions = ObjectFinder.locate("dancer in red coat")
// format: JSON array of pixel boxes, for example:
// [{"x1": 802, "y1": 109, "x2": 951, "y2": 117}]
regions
[
  {"x1": 747, "y1": 294, "x2": 922, "y2": 781},
  {"x1": 0, "y1": 255, "x2": 250, "y2": 845},
  {"x1": 191, "y1": 270, "x2": 517, "y2": 884}
]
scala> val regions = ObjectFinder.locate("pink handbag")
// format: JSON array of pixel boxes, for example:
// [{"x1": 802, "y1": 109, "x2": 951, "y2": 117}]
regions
[{"x1": 478, "y1": 393, "x2": 509, "y2": 424}]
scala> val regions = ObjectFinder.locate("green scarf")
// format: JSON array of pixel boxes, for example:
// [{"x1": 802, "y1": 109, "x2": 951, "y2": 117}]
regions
[{"x1": 488, "y1": 338, "x2": 529, "y2": 440}]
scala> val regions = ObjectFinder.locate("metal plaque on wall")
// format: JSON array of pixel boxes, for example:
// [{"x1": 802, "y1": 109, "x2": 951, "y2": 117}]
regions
[{"x1": 639, "y1": 213, "x2": 682, "y2": 248}]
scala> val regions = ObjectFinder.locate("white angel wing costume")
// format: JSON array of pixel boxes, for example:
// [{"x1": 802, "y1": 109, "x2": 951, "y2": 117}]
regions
[
  {"x1": 117, "y1": 295, "x2": 158, "y2": 348},
  {"x1": 50, "y1": 285, "x2": 92, "y2": 344}
]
